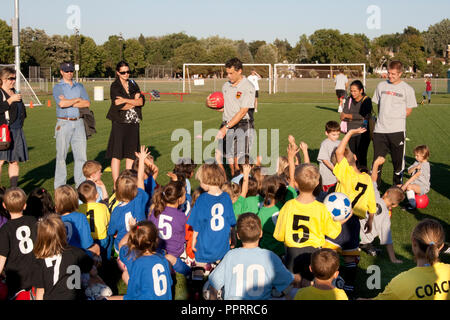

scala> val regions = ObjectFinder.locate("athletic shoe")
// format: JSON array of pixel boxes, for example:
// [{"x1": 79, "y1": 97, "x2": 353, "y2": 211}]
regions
[{"x1": 360, "y1": 243, "x2": 378, "y2": 256}]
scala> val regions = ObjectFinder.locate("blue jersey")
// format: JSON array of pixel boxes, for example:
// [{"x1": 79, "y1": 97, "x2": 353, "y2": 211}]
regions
[
  {"x1": 187, "y1": 192, "x2": 236, "y2": 263},
  {"x1": 209, "y1": 247, "x2": 294, "y2": 300},
  {"x1": 119, "y1": 246, "x2": 173, "y2": 300},
  {"x1": 144, "y1": 176, "x2": 157, "y2": 215},
  {"x1": 61, "y1": 212, "x2": 94, "y2": 251},
  {"x1": 107, "y1": 188, "x2": 149, "y2": 251}
]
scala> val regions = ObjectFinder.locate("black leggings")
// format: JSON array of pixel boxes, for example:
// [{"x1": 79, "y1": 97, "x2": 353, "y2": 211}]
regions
[{"x1": 348, "y1": 131, "x2": 371, "y2": 169}]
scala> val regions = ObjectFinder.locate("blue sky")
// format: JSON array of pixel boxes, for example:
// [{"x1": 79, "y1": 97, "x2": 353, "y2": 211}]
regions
[{"x1": 0, "y1": 0, "x2": 448, "y2": 45}]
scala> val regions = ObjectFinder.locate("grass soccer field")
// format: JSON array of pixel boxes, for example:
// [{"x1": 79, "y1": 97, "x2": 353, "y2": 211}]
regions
[{"x1": 12, "y1": 90, "x2": 450, "y2": 298}]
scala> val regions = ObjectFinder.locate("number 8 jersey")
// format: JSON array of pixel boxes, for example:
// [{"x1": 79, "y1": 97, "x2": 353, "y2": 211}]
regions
[
  {"x1": 187, "y1": 192, "x2": 236, "y2": 263},
  {"x1": 0, "y1": 215, "x2": 38, "y2": 296}
]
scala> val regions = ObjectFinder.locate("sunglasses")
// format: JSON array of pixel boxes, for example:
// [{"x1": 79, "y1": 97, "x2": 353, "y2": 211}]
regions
[
  {"x1": 118, "y1": 70, "x2": 131, "y2": 75},
  {"x1": 63, "y1": 70, "x2": 74, "y2": 73},
  {"x1": 7, "y1": 77, "x2": 16, "y2": 81}
]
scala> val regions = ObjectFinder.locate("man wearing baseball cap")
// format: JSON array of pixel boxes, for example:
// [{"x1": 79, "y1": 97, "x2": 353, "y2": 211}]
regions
[{"x1": 52, "y1": 61, "x2": 90, "y2": 189}]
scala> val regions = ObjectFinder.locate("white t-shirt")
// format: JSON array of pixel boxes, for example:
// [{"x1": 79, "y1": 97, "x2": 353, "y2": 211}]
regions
[
  {"x1": 334, "y1": 74, "x2": 348, "y2": 90},
  {"x1": 247, "y1": 74, "x2": 260, "y2": 91}
]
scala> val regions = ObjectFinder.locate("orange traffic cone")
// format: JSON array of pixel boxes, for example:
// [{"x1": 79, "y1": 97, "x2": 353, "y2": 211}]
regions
[
  {"x1": 47, "y1": 100, "x2": 51, "y2": 107},
  {"x1": 29, "y1": 101, "x2": 34, "y2": 109}
]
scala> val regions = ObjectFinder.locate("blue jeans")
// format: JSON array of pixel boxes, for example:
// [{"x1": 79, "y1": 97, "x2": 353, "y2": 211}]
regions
[{"x1": 54, "y1": 118, "x2": 87, "y2": 189}]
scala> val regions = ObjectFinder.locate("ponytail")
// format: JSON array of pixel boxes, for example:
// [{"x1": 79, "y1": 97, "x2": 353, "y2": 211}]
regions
[
  {"x1": 152, "y1": 181, "x2": 185, "y2": 218},
  {"x1": 412, "y1": 219, "x2": 445, "y2": 266}
]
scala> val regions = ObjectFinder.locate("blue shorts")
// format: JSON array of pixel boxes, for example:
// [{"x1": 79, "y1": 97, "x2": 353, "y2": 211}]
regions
[{"x1": 325, "y1": 215, "x2": 360, "y2": 256}]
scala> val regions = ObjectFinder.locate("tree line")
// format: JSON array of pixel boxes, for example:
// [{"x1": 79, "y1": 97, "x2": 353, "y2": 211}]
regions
[{"x1": 0, "y1": 18, "x2": 448, "y2": 78}]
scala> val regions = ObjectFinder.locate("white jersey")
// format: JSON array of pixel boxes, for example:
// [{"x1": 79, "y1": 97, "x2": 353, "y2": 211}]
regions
[
  {"x1": 334, "y1": 74, "x2": 348, "y2": 90},
  {"x1": 247, "y1": 75, "x2": 260, "y2": 91}
]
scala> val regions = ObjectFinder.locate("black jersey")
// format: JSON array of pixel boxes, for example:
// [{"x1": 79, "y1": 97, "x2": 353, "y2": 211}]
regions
[
  {"x1": 33, "y1": 245, "x2": 93, "y2": 300},
  {"x1": 0, "y1": 215, "x2": 37, "y2": 296}
]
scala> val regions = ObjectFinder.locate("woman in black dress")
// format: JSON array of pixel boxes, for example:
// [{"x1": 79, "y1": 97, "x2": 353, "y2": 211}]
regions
[
  {"x1": 0, "y1": 67, "x2": 28, "y2": 187},
  {"x1": 106, "y1": 61, "x2": 145, "y2": 186},
  {"x1": 340, "y1": 80, "x2": 372, "y2": 169}
]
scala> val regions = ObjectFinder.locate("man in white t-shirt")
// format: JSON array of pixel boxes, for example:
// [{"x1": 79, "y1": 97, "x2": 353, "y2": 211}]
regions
[
  {"x1": 334, "y1": 70, "x2": 348, "y2": 103},
  {"x1": 372, "y1": 61, "x2": 417, "y2": 185},
  {"x1": 247, "y1": 70, "x2": 261, "y2": 112}
]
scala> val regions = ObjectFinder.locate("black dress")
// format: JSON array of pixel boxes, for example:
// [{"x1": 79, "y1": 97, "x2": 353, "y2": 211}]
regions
[{"x1": 106, "y1": 78, "x2": 145, "y2": 160}]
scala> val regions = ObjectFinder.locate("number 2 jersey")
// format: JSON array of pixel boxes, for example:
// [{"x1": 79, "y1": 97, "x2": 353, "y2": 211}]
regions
[
  {"x1": 0, "y1": 215, "x2": 37, "y2": 295},
  {"x1": 186, "y1": 192, "x2": 236, "y2": 263},
  {"x1": 333, "y1": 158, "x2": 377, "y2": 219},
  {"x1": 274, "y1": 199, "x2": 341, "y2": 249}
]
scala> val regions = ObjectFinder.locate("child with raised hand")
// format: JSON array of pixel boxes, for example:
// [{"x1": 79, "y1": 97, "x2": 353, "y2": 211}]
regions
[
  {"x1": 33, "y1": 214, "x2": 95, "y2": 300},
  {"x1": 294, "y1": 248, "x2": 348, "y2": 300},
  {"x1": 107, "y1": 145, "x2": 150, "y2": 254},
  {"x1": 107, "y1": 169, "x2": 136, "y2": 214},
  {"x1": 274, "y1": 163, "x2": 349, "y2": 288},
  {"x1": 208, "y1": 213, "x2": 294, "y2": 300},
  {"x1": 82, "y1": 160, "x2": 109, "y2": 203},
  {"x1": 317, "y1": 121, "x2": 341, "y2": 192},
  {"x1": 401, "y1": 145, "x2": 431, "y2": 210},
  {"x1": 324, "y1": 127, "x2": 377, "y2": 298},
  {"x1": 187, "y1": 163, "x2": 236, "y2": 269},
  {"x1": 257, "y1": 174, "x2": 287, "y2": 258},
  {"x1": 132, "y1": 154, "x2": 159, "y2": 215},
  {"x1": 23, "y1": 187, "x2": 55, "y2": 220},
  {"x1": 369, "y1": 219, "x2": 449, "y2": 300},
  {"x1": 55, "y1": 185, "x2": 101, "y2": 258},
  {"x1": 0, "y1": 188, "x2": 37, "y2": 299},
  {"x1": 109, "y1": 220, "x2": 173, "y2": 300},
  {"x1": 359, "y1": 156, "x2": 404, "y2": 263},
  {"x1": 148, "y1": 181, "x2": 187, "y2": 258},
  {"x1": 78, "y1": 180, "x2": 112, "y2": 260}
]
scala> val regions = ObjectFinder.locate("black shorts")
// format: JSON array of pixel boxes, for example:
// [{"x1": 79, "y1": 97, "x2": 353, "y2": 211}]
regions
[
  {"x1": 255, "y1": 90, "x2": 259, "y2": 98},
  {"x1": 336, "y1": 90, "x2": 346, "y2": 99},
  {"x1": 325, "y1": 215, "x2": 361, "y2": 256}
]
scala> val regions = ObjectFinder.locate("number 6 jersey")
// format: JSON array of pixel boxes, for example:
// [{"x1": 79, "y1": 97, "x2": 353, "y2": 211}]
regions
[{"x1": 0, "y1": 215, "x2": 38, "y2": 296}]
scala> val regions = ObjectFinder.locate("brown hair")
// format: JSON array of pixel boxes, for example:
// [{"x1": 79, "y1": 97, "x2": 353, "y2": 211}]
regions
[
  {"x1": 77, "y1": 180, "x2": 98, "y2": 203},
  {"x1": 82, "y1": 160, "x2": 102, "y2": 178},
  {"x1": 3, "y1": 187, "x2": 27, "y2": 213},
  {"x1": 221, "y1": 182, "x2": 240, "y2": 203},
  {"x1": 384, "y1": 186, "x2": 405, "y2": 205},
  {"x1": 250, "y1": 166, "x2": 264, "y2": 193},
  {"x1": 294, "y1": 164, "x2": 320, "y2": 193},
  {"x1": 261, "y1": 175, "x2": 287, "y2": 206},
  {"x1": 240, "y1": 176, "x2": 259, "y2": 197},
  {"x1": 310, "y1": 248, "x2": 340, "y2": 280},
  {"x1": 413, "y1": 145, "x2": 430, "y2": 160},
  {"x1": 54, "y1": 185, "x2": 79, "y2": 214},
  {"x1": 195, "y1": 163, "x2": 226, "y2": 187},
  {"x1": 126, "y1": 220, "x2": 159, "y2": 260},
  {"x1": 173, "y1": 158, "x2": 197, "y2": 180},
  {"x1": 34, "y1": 214, "x2": 67, "y2": 259},
  {"x1": 411, "y1": 219, "x2": 445, "y2": 266},
  {"x1": 151, "y1": 181, "x2": 185, "y2": 218},
  {"x1": 0, "y1": 67, "x2": 16, "y2": 80},
  {"x1": 277, "y1": 156, "x2": 289, "y2": 176},
  {"x1": 331, "y1": 148, "x2": 356, "y2": 166},
  {"x1": 132, "y1": 155, "x2": 155, "y2": 177},
  {"x1": 325, "y1": 121, "x2": 340, "y2": 133},
  {"x1": 388, "y1": 60, "x2": 403, "y2": 72},
  {"x1": 115, "y1": 175, "x2": 138, "y2": 202},
  {"x1": 237, "y1": 212, "x2": 261, "y2": 243}
]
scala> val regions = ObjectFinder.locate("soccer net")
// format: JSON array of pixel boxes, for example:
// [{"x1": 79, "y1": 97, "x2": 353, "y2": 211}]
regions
[
  {"x1": 0, "y1": 64, "x2": 42, "y2": 106},
  {"x1": 183, "y1": 63, "x2": 272, "y2": 94},
  {"x1": 274, "y1": 63, "x2": 366, "y2": 94}
]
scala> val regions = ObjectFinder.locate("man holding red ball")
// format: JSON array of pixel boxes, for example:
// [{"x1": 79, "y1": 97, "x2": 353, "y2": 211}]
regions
[{"x1": 206, "y1": 58, "x2": 256, "y2": 177}]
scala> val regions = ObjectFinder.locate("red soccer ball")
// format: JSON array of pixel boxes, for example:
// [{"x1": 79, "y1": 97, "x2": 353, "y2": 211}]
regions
[
  {"x1": 415, "y1": 194, "x2": 429, "y2": 209},
  {"x1": 207, "y1": 92, "x2": 224, "y2": 110}
]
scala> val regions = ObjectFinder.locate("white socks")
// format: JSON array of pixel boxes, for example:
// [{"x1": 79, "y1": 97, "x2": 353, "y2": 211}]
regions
[{"x1": 406, "y1": 190, "x2": 416, "y2": 208}]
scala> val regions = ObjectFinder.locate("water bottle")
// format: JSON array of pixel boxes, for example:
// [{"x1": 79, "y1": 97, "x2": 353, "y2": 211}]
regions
[{"x1": 362, "y1": 119, "x2": 368, "y2": 129}]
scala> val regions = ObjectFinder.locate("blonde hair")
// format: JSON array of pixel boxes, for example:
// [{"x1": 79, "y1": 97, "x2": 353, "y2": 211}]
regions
[
  {"x1": 277, "y1": 156, "x2": 289, "y2": 176},
  {"x1": 54, "y1": 185, "x2": 79, "y2": 214},
  {"x1": 3, "y1": 187, "x2": 27, "y2": 213},
  {"x1": 195, "y1": 163, "x2": 226, "y2": 187},
  {"x1": 77, "y1": 180, "x2": 97, "y2": 203},
  {"x1": 294, "y1": 163, "x2": 320, "y2": 193},
  {"x1": 221, "y1": 182, "x2": 240, "y2": 203},
  {"x1": 411, "y1": 219, "x2": 445, "y2": 266},
  {"x1": 82, "y1": 160, "x2": 102, "y2": 178},
  {"x1": 384, "y1": 186, "x2": 405, "y2": 205},
  {"x1": 34, "y1": 214, "x2": 67, "y2": 259},
  {"x1": 115, "y1": 175, "x2": 138, "y2": 202}
]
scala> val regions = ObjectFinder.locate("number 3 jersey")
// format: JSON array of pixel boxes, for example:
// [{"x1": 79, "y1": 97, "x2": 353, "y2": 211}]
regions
[
  {"x1": 0, "y1": 215, "x2": 38, "y2": 295},
  {"x1": 333, "y1": 158, "x2": 377, "y2": 219},
  {"x1": 186, "y1": 192, "x2": 236, "y2": 263},
  {"x1": 274, "y1": 199, "x2": 341, "y2": 249}
]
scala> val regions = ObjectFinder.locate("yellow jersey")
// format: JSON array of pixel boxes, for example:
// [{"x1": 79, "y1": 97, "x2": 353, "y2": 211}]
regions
[
  {"x1": 294, "y1": 285, "x2": 348, "y2": 300},
  {"x1": 333, "y1": 158, "x2": 376, "y2": 219},
  {"x1": 79, "y1": 202, "x2": 111, "y2": 240},
  {"x1": 274, "y1": 199, "x2": 341, "y2": 249},
  {"x1": 373, "y1": 262, "x2": 450, "y2": 300}
]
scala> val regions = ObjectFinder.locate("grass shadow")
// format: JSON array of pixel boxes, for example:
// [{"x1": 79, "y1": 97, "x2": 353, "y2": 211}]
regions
[{"x1": 315, "y1": 105, "x2": 338, "y2": 113}]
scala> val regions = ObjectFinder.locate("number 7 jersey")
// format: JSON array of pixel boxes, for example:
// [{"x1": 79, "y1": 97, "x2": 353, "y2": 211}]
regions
[
  {"x1": 274, "y1": 199, "x2": 341, "y2": 248},
  {"x1": 333, "y1": 158, "x2": 377, "y2": 219}
]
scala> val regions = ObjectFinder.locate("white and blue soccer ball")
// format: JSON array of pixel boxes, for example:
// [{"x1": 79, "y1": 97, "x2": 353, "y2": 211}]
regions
[
  {"x1": 85, "y1": 283, "x2": 113, "y2": 300},
  {"x1": 323, "y1": 192, "x2": 352, "y2": 221}
]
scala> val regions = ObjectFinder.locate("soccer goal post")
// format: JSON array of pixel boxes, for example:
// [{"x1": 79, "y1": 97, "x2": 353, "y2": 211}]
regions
[
  {"x1": 273, "y1": 63, "x2": 366, "y2": 94},
  {"x1": 0, "y1": 64, "x2": 42, "y2": 106},
  {"x1": 183, "y1": 63, "x2": 272, "y2": 94}
]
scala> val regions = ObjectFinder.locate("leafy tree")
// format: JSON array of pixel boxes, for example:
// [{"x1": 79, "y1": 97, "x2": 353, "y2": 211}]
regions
[
  {"x1": 235, "y1": 40, "x2": 253, "y2": 63},
  {"x1": 102, "y1": 35, "x2": 125, "y2": 76},
  {"x1": 172, "y1": 42, "x2": 208, "y2": 70},
  {"x1": 254, "y1": 44, "x2": 277, "y2": 64},
  {"x1": 0, "y1": 19, "x2": 14, "y2": 64},
  {"x1": 248, "y1": 40, "x2": 266, "y2": 58},
  {"x1": 423, "y1": 19, "x2": 450, "y2": 57},
  {"x1": 207, "y1": 44, "x2": 237, "y2": 63},
  {"x1": 273, "y1": 38, "x2": 292, "y2": 63},
  {"x1": 291, "y1": 34, "x2": 313, "y2": 63},
  {"x1": 123, "y1": 38, "x2": 146, "y2": 74}
]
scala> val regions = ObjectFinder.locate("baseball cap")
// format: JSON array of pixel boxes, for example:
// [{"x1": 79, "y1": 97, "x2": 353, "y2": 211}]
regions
[{"x1": 60, "y1": 62, "x2": 75, "y2": 72}]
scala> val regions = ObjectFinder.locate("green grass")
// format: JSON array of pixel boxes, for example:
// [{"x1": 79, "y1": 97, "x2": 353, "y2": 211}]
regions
[{"x1": 12, "y1": 90, "x2": 450, "y2": 298}]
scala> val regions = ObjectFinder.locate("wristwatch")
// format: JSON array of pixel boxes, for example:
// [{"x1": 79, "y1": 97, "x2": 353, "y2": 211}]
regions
[{"x1": 225, "y1": 123, "x2": 230, "y2": 129}]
